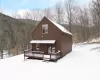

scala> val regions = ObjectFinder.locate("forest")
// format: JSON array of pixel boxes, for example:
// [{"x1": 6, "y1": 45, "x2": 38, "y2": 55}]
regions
[
  {"x1": 12, "y1": 0, "x2": 100, "y2": 42},
  {"x1": 0, "y1": 0, "x2": 100, "y2": 58}
]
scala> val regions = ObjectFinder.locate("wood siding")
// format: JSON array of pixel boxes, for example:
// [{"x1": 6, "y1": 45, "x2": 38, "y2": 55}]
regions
[
  {"x1": 61, "y1": 34, "x2": 72, "y2": 57},
  {"x1": 31, "y1": 17, "x2": 62, "y2": 53}
]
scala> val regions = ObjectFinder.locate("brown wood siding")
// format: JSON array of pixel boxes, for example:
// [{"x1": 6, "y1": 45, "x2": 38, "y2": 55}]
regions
[
  {"x1": 31, "y1": 17, "x2": 62, "y2": 53},
  {"x1": 32, "y1": 44, "x2": 36, "y2": 51},
  {"x1": 32, "y1": 44, "x2": 48, "y2": 54},
  {"x1": 40, "y1": 44, "x2": 48, "y2": 54},
  {"x1": 61, "y1": 34, "x2": 72, "y2": 57}
]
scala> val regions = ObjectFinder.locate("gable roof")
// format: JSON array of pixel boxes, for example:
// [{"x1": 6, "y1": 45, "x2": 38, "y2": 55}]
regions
[
  {"x1": 46, "y1": 17, "x2": 72, "y2": 35},
  {"x1": 33, "y1": 16, "x2": 72, "y2": 35}
]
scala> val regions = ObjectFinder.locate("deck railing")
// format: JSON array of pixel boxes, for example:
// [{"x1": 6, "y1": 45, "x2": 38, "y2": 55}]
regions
[{"x1": 24, "y1": 50, "x2": 61, "y2": 62}]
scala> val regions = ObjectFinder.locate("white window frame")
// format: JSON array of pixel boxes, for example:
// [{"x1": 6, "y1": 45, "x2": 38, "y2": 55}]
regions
[
  {"x1": 42, "y1": 24, "x2": 48, "y2": 34},
  {"x1": 36, "y1": 43, "x2": 40, "y2": 50}
]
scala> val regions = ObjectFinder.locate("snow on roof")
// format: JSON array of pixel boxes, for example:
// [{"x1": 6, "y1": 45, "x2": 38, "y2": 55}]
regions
[
  {"x1": 47, "y1": 18, "x2": 72, "y2": 35},
  {"x1": 30, "y1": 40, "x2": 56, "y2": 44}
]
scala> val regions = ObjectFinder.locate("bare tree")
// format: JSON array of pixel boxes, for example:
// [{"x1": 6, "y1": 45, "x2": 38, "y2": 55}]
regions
[
  {"x1": 79, "y1": 8, "x2": 90, "y2": 41},
  {"x1": 64, "y1": 0, "x2": 75, "y2": 32},
  {"x1": 23, "y1": 11, "x2": 32, "y2": 19},
  {"x1": 91, "y1": 0, "x2": 100, "y2": 37},
  {"x1": 0, "y1": 33, "x2": 5, "y2": 59},
  {"x1": 12, "y1": 12, "x2": 22, "y2": 19},
  {"x1": 71, "y1": 6, "x2": 91, "y2": 42},
  {"x1": 55, "y1": 1, "x2": 64, "y2": 24},
  {"x1": 44, "y1": 8, "x2": 51, "y2": 19}
]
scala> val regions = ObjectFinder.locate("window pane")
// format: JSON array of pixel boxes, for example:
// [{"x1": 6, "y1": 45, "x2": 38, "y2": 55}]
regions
[{"x1": 42, "y1": 24, "x2": 48, "y2": 34}]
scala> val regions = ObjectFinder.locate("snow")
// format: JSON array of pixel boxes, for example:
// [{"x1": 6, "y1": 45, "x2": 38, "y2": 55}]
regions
[
  {"x1": 0, "y1": 50, "x2": 14, "y2": 59},
  {"x1": 0, "y1": 44, "x2": 100, "y2": 80},
  {"x1": 43, "y1": 54, "x2": 57, "y2": 59},
  {"x1": 89, "y1": 38, "x2": 100, "y2": 43},
  {"x1": 48, "y1": 18, "x2": 72, "y2": 35},
  {"x1": 30, "y1": 40, "x2": 56, "y2": 44}
]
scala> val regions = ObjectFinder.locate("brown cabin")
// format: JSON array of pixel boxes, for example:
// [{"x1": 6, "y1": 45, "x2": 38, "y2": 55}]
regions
[{"x1": 24, "y1": 17, "x2": 72, "y2": 62}]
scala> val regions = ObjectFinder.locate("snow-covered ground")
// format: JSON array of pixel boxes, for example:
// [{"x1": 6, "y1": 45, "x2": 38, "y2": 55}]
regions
[{"x1": 0, "y1": 44, "x2": 100, "y2": 80}]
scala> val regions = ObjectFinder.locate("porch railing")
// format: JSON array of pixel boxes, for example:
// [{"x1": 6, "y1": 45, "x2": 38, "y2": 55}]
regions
[{"x1": 24, "y1": 50, "x2": 61, "y2": 62}]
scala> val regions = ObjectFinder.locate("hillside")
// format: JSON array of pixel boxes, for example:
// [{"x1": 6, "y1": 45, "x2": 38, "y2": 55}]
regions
[
  {"x1": 19, "y1": 19, "x2": 39, "y2": 25},
  {"x1": 0, "y1": 13, "x2": 37, "y2": 56},
  {"x1": 0, "y1": 13, "x2": 37, "y2": 33}
]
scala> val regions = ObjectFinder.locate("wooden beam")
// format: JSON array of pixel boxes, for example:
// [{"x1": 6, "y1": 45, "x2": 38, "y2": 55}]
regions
[{"x1": 51, "y1": 44, "x2": 52, "y2": 53}]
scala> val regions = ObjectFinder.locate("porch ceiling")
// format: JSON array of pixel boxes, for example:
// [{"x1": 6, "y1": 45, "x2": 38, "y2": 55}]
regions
[{"x1": 30, "y1": 40, "x2": 56, "y2": 44}]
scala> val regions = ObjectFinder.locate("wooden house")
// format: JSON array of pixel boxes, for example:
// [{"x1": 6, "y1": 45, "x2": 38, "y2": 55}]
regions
[{"x1": 24, "y1": 17, "x2": 72, "y2": 62}]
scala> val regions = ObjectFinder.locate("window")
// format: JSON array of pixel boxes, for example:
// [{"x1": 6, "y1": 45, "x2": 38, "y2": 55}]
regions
[
  {"x1": 42, "y1": 24, "x2": 48, "y2": 34},
  {"x1": 36, "y1": 44, "x2": 40, "y2": 50}
]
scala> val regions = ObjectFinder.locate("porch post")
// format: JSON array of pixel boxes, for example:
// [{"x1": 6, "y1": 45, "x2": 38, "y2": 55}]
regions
[
  {"x1": 47, "y1": 44, "x2": 49, "y2": 54},
  {"x1": 50, "y1": 44, "x2": 52, "y2": 61},
  {"x1": 51, "y1": 44, "x2": 52, "y2": 53}
]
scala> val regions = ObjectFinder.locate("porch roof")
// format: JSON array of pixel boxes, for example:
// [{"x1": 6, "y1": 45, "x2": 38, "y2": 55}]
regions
[{"x1": 30, "y1": 40, "x2": 56, "y2": 44}]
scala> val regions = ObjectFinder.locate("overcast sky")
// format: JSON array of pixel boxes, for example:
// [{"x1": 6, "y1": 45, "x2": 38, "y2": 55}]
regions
[{"x1": 0, "y1": 0, "x2": 90, "y2": 16}]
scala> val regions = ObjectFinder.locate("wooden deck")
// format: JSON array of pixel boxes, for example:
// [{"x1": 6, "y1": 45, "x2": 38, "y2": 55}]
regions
[{"x1": 24, "y1": 50, "x2": 61, "y2": 62}]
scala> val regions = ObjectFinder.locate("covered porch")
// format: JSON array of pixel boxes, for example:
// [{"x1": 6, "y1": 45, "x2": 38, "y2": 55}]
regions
[{"x1": 24, "y1": 40, "x2": 61, "y2": 61}]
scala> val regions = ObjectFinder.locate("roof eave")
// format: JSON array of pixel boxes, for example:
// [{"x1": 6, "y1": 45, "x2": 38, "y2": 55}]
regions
[{"x1": 62, "y1": 32, "x2": 73, "y2": 36}]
